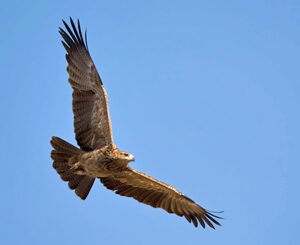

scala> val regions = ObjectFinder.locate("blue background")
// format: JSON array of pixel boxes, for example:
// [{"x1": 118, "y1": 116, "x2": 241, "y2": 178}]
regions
[{"x1": 1, "y1": 0, "x2": 299, "y2": 244}]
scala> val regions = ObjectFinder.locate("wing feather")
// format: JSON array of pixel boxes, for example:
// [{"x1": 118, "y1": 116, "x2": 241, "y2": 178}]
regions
[
  {"x1": 60, "y1": 18, "x2": 114, "y2": 150},
  {"x1": 100, "y1": 169, "x2": 222, "y2": 228}
]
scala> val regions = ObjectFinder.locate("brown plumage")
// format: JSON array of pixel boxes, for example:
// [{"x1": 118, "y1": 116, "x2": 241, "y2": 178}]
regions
[{"x1": 51, "y1": 17, "x2": 222, "y2": 229}]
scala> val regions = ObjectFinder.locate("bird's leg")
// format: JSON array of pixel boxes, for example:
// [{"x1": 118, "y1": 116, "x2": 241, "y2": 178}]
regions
[{"x1": 68, "y1": 156, "x2": 85, "y2": 175}]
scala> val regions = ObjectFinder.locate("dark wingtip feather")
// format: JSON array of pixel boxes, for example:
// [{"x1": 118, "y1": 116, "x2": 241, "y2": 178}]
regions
[
  {"x1": 85, "y1": 29, "x2": 89, "y2": 51},
  {"x1": 202, "y1": 215, "x2": 215, "y2": 229},
  {"x1": 197, "y1": 216, "x2": 206, "y2": 229},
  {"x1": 206, "y1": 213, "x2": 222, "y2": 227},
  {"x1": 70, "y1": 17, "x2": 81, "y2": 43},
  {"x1": 61, "y1": 41, "x2": 70, "y2": 51},
  {"x1": 190, "y1": 215, "x2": 198, "y2": 227},
  {"x1": 77, "y1": 19, "x2": 85, "y2": 47},
  {"x1": 62, "y1": 18, "x2": 78, "y2": 45},
  {"x1": 59, "y1": 18, "x2": 89, "y2": 53},
  {"x1": 205, "y1": 210, "x2": 224, "y2": 220},
  {"x1": 62, "y1": 19, "x2": 69, "y2": 33},
  {"x1": 184, "y1": 215, "x2": 192, "y2": 223},
  {"x1": 69, "y1": 16, "x2": 74, "y2": 24}
]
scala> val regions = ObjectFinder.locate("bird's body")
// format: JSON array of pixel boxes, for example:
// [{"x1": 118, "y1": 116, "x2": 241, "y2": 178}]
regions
[
  {"x1": 72, "y1": 144, "x2": 134, "y2": 177},
  {"x1": 51, "y1": 18, "x2": 222, "y2": 229}
]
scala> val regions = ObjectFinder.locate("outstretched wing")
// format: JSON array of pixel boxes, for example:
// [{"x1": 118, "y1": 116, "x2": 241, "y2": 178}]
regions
[
  {"x1": 59, "y1": 18, "x2": 114, "y2": 151},
  {"x1": 100, "y1": 169, "x2": 222, "y2": 228}
]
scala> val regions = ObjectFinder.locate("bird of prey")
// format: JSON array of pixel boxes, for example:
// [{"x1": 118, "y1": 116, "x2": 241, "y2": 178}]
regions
[{"x1": 51, "y1": 18, "x2": 222, "y2": 229}]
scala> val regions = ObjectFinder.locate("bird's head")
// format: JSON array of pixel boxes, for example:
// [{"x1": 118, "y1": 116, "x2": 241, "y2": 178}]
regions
[
  {"x1": 120, "y1": 152, "x2": 135, "y2": 162},
  {"x1": 111, "y1": 148, "x2": 135, "y2": 165}
]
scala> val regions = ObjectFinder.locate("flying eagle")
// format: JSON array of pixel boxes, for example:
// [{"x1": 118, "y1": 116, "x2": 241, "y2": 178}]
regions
[{"x1": 51, "y1": 18, "x2": 222, "y2": 229}]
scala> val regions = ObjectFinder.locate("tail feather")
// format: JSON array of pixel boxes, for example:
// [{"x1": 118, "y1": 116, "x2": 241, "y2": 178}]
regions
[
  {"x1": 51, "y1": 136, "x2": 81, "y2": 157},
  {"x1": 50, "y1": 136, "x2": 95, "y2": 200},
  {"x1": 75, "y1": 176, "x2": 95, "y2": 200}
]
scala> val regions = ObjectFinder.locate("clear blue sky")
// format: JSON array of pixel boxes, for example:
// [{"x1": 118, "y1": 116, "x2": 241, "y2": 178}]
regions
[{"x1": 1, "y1": 0, "x2": 299, "y2": 244}]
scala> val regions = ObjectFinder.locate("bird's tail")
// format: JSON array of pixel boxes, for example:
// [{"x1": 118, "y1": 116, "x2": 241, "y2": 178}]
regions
[{"x1": 50, "y1": 136, "x2": 95, "y2": 200}]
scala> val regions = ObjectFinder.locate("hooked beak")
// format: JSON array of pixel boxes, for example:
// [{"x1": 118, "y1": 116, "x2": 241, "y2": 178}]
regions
[{"x1": 130, "y1": 154, "x2": 135, "y2": 162}]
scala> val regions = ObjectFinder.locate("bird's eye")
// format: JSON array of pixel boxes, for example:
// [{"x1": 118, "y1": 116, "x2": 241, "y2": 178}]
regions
[{"x1": 124, "y1": 153, "x2": 129, "y2": 156}]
